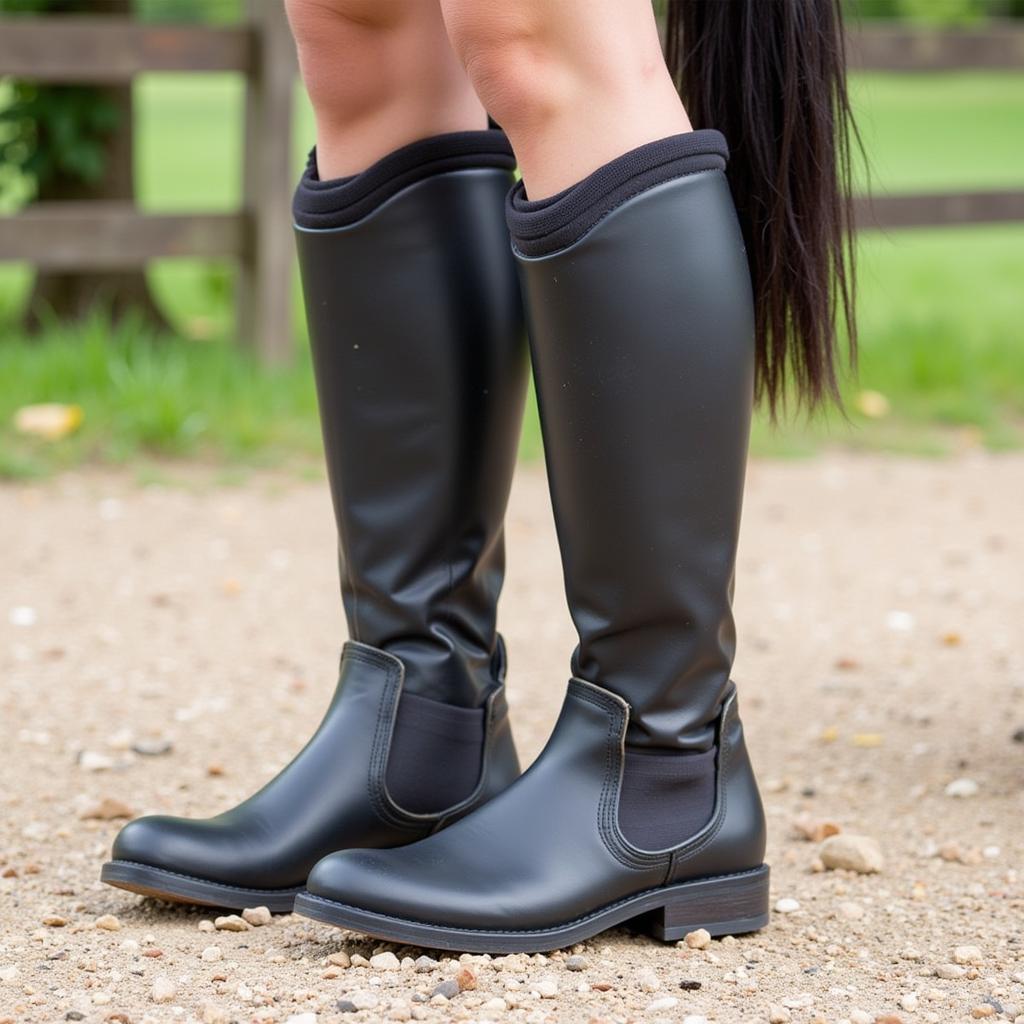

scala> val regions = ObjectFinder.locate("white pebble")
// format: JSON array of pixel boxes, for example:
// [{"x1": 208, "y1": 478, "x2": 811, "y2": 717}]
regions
[
  {"x1": 8, "y1": 606, "x2": 37, "y2": 627},
  {"x1": 683, "y1": 928, "x2": 711, "y2": 949},
  {"x1": 214, "y1": 914, "x2": 250, "y2": 932},
  {"x1": 850, "y1": 1011, "x2": 872, "y2": 1024},
  {"x1": 637, "y1": 968, "x2": 661, "y2": 992},
  {"x1": 820, "y1": 834, "x2": 885, "y2": 874},
  {"x1": 242, "y1": 905, "x2": 273, "y2": 926},
  {"x1": 886, "y1": 609, "x2": 915, "y2": 632},
  {"x1": 953, "y1": 944, "x2": 983, "y2": 965},
  {"x1": 201, "y1": 945, "x2": 222, "y2": 962},
  {"x1": 944, "y1": 778, "x2": 979, "y2": 798},
  {"x1": 370, "y1": 951, "x2": 401, "y2": 971},
  {"x1": 647, "y1": 996, "x2": 679, "y2": 1012},
  {"x1": 151, "y1": 976, "x2": 177, "y2": 1003},
  {"x1": 900, "y1": 992, "x2": 920, "y2": 1012},
  {"x1": 768, "y1": 1006, "x2": 791, "y2": 1024},
  {"x1": 285, "y1": 1015, "x2": 318, "y2": 1024},
  {"x1": 774, "y1": 898, "x2": 800, "y2": 914},
  {"x1": 79, "y1": 751, "x2": 115, "y2": 772},
  {"x1": 536, "y1": 978, "x2": 558, "y2": 998}
]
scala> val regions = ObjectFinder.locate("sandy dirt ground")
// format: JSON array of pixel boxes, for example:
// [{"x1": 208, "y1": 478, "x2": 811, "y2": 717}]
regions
[{"x1": 1, "y1": 454, "x2": 1022, "y2": 1024}]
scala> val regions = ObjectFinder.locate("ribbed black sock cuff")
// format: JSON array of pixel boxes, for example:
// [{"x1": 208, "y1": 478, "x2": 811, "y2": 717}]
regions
[
  {"x1": 506, "y1": 129, "x2": 728, "y2": 258},
  {"x1": 292, "y1": 129, "x2": 516, "y2": 230}
]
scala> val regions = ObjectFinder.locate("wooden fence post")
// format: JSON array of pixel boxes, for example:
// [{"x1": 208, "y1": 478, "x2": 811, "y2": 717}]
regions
[{"x1": 237, "y1": 0, "x2": 297, "y2": 363}]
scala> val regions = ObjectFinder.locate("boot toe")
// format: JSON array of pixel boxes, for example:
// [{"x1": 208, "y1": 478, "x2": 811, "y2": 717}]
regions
[
  {"x1": 110, "y1": 814, "x2": 227, "y2": 883},
  {"x1": 306, "y1": 848, "x2": 399, "y2": 916}
]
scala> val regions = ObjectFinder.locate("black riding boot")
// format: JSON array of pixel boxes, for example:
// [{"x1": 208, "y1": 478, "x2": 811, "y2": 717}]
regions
[
  {"x1": 295, "y1": 131, "x2": 769, "y2": 950},
  {"x1": 101, "y1": 130, "x2": 528, "y2": 911}
]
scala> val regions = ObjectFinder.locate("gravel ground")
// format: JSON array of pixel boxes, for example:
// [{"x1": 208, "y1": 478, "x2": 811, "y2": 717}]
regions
[{"x1": 1, "y1": 454, "x2": 1022, "y2": 1024}]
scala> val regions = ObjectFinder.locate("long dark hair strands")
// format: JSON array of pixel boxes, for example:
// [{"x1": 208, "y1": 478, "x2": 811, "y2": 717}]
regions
[{"x1": 665, "y1": 0, "x2": 860, "y2": 414}]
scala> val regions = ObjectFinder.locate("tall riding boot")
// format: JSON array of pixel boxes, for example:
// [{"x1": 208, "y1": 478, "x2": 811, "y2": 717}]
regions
[
  {"x1": 296, "y1": 131, "x2": 769, "y2": 951},
  {"x1": 101, "y1": 130, "x2": 528, "y2": 911}
]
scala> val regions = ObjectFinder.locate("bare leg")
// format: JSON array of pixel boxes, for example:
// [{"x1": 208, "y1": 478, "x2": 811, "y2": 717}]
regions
[
  {"x1": 440, "y1": 0, "x2": 690, "y2": 198},
  {"x1": 286, "y1": 0, "x2": 486, "y2": 179}
]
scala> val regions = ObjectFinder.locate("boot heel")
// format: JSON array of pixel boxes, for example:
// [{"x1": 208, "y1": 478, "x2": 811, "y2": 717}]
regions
[{"x1": 641, "y1": 864, "x2": 770, "y2": 942}]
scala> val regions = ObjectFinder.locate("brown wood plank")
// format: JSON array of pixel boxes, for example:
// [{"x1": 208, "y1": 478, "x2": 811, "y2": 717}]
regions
[
  {"x1": 237, "y1": 0, "x2": 297, "y2": 363},
  {"x1": 0, "y1": 18, "x2": 253, "y2": 79},
  {"x1": 0, "y1": 204, "x2": 247, "y2": 268},
  {"x1": 849, "y1": 22, "x2": 1024, "y2": 71},
  {"x1": 854, "y1": 190, "x2": 1024, "y2": 230}
]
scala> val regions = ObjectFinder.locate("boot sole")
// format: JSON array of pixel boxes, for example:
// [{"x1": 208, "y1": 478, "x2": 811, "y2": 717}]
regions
[
  {"x1": 100, "y1": 860, "x2": 301, "y2": 912},
  {"x1": 293, "y1": 863, "x2": 769, "y2": 953}
]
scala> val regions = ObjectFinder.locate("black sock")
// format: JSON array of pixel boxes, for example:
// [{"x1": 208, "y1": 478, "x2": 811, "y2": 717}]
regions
[
  {"x1": 386, "y1": 691, "x2": 486, "y2": 815},
  {"x1": 505, "y1": 129, "x2": 728, "y2": 258},
  {"x1": 292, "y1": 129, "x2": 515, "y2": 230},
  {"x1": 618, "y1": 747, "x2": 717, "y2": 850}
]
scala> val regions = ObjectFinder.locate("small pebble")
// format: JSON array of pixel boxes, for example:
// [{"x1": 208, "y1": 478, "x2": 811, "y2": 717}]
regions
[
  {"x1": 647, "y1": 996, "x2": 679, "y2": 1012},
  {"x1": 370, "y1": 951, "x2": 401, "y2": 970},
  {"x1": 241, "y1": 905, "x2": 272, "y2": 927},
  {"x1": 565, "y1": 955, "x2": 588, "y2": 971},
  {"x1": 638, "y1": 968, "x2": 661, "y2": 992},
  {"x1": 197, "y1": 920, "x2": 215, "y2": 933},
  {"x1": 94, "y1": 914, "x2": 121, "y2": 931},
  {"x1": 936, "y1": 964, "x2": 966, "y2": 980},
  {"x1": 284, "y1": 1015, "x2": 317, "y2": 1024},
  {"x1": 945, "y1": 778, "x2": 980, "y2": 798},
  {"x1": 775, "y1": 898, "x2": 800, "y2": 914},
  {"x1": 455, "y1": 965, "x2": 477, "y2": 991},
  {"x1": 953, "y1": 945, "x2": 984, "y2": 965},
  {"x1": 482, "y1": 997, "x2": 508, "y2": 1012},
  {"x1": 431, "y1": 979, "x2": 460, "y2": 1000},
  {"x1": 679, "y1": 979, "x2": 702, "y2": 991},
  {"x1": 684, "y1": 928, "x2": 712, "y2": 949},
  {"x1": 972, "y1": 1007, "x2": 995, "y2": 1019},
  {"x1": 900, "y1": 993, "x2": 919, "y2": 1012},
  {"x1": 768, "y1": 1006, "x2": 791, "y2": 1024},
  {"x1": 42, "y1": 914, "x2": 67, "y2": 927},
  {"x1": 328, "y1": 951, "x2": 351, "y2": 968},
  {"x1": 201, "y1": 945, "x2": 222, "y2": 962},
  {"x1": 214, "y1": 914, "x2": 250, "y2": 932},
  {"x1": 536, "y1": 978, "x2": 558, "y2": 998},
  {"x1": 336, "y1": 1001, "x2": 358, "y2": 1014},
  {"x1": 414, "y1": 955, "x2": 438, "y2": 973},
  {"x1": 150, "y1": 977, "x2": 177, "y2": 1004},
  {"x1": 132, "y1": 738, "x2": 174, "y2": 757},
  {"x1": 820, "y1": 834, "x2": 884, "y2": 873},
  {"x1": 79, "y1": 798, "x2": 135, "y2": 821}
]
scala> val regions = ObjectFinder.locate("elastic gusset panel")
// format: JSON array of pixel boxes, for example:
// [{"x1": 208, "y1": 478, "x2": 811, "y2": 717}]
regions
[
  {"x1": 506, "y1": 129, "x2": 728, "y2": 258},
  {"x1": 293, "y1": 129, "x2": 516, "y2": 230}
]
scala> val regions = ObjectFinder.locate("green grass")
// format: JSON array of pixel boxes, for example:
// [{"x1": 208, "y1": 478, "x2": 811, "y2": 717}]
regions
[{"x1": 1, "y1": 71, "x2": 1022, "y2": 476}]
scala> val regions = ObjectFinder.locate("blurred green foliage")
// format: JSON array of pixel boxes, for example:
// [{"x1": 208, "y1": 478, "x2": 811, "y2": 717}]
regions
[{"x1": 0, "y1": 82, "x2": 120, "y2": 201}]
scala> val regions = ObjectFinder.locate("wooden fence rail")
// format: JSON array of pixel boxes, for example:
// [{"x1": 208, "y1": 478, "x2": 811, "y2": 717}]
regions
[
  {"x1": 0, "y1": 3, "x2": 295, "y2": 362},
  {"x1": 0, "y1": 18, "x2": 1021, "y2": 360}
]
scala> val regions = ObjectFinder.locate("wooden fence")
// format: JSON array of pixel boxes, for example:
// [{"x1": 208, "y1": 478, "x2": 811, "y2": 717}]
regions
[
  {"x1": 0, "y1": 4, "x2": 296, "y2": 361},
  {"x1": 0, "y1": 17, "x2": 1021, "y2": 361},
  {"x1": 848, "y1": 21, "x2": 1024, "y2": 232}
]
